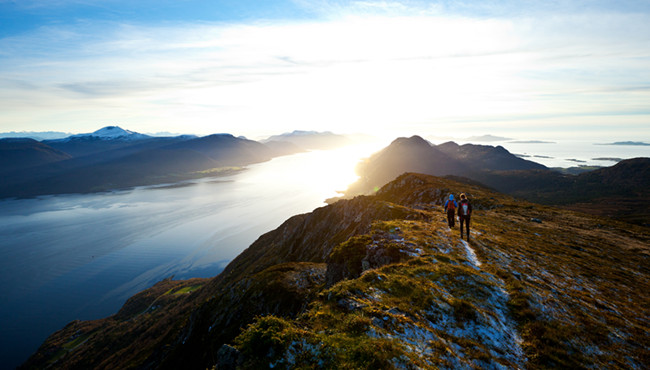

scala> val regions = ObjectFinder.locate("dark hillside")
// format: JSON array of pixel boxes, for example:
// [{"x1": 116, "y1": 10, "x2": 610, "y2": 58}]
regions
[
  {"x1": 486, "y1": 158, "x2": 650, "y2": 224},
  {"x1": 43, "y1": 136, "x2": 151, "y2": 157},
  {"x1": 4, "y1": 148, "x2": 223, "y2": 196},
  {"x1": 165, "y1": 134, "x2": 273, "y2": 165},
  {"x1": 0, "y1": 138, "x2": 71, "y2": 173},
  {"x1": 577, "y1": 157, "x2": 650, "y2": 195},
  {"x1": 23, "y1": 173, "x2": 650, "y2": 369},
  {"x1": 0, "y1": 136, "x2": 194, "y2": 196},
  {"x1": 557, "y1": 158, "x2": 650, "y2": 225},
  {"x1": 437, "y1": 141, "x2": 547, "y2": 171},
  {"x1": 348, "y1": 136, "x2": 548, "y2": 196},
  {"x1": 346, "y1": 137, "x2": 650, "y2": 225},
  {"x1": 348, "y1": 136, "x2": 463, "y2": 194},
  {"x1": 0, "y1": 134, "x2": 278, "y2": 198}
]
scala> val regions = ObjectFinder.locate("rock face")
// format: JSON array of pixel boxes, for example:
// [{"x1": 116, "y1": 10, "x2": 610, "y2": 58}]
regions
[{"x1": 22, "y1": 173, "x2": 650, "y2": 369}]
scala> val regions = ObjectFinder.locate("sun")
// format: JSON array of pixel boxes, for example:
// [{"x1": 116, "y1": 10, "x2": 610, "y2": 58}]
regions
[{"x1": 273, "y1": 141, "x2": 388, "y2": 199}]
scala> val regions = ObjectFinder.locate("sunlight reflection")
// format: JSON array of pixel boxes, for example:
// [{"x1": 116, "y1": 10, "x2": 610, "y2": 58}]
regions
[
  {"x1": 297, "y1": 142, "x2": 386, "y2": 196},
  {"x1": 241, "y1": 140, "x2": 387, "y2": 200}
]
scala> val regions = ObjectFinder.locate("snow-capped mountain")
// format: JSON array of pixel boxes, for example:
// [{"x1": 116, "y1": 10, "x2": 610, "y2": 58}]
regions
[{"x1": 66, "y1": 126, "x2": 150, "y2": 141}]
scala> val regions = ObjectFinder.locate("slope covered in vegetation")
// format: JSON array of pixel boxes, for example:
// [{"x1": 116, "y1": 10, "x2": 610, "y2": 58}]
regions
[{"x1": 23, "y1": 174, "x2": 649, "y2": 369}]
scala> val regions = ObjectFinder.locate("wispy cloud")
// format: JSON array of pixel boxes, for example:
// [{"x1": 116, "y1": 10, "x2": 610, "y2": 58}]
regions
[{"x1": 0, "y1": 1, "x2": 649, "y2": 139}]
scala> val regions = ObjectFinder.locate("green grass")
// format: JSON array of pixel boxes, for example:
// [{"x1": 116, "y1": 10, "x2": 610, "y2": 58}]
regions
[
  {"x1": 170, "y1": 284, "x2": 203, "y2": 295},
  {"x1": 192, "y1": 166, "x2": 243, "y2": 175}
]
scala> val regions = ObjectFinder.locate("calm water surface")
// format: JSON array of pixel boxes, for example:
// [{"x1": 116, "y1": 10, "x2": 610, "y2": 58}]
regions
[{"x1": 0, "y1": 144, "x2": 380, "y2": 369}]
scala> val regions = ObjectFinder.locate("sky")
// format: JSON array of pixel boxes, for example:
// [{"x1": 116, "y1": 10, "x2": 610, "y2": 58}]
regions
[{"x1": 1, "y1": 0, "x2": 649, "y2": 141}]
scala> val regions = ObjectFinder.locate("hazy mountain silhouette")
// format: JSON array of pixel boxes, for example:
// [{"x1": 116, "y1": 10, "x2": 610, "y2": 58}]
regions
[
  {"x1": 163, "y1": 133, "x2": 273, "y2": 165},
  {"x1": 464, "y1": 134, "x2": 512, "y2": 142},
  {"x1": 0, "y1": 128, "x2": 301, "y2": 198},
  {"x1": 261, "y1": 139, "x2": 307, "y2": 157},
  {"x1": 0, "y1": 131, "x2": 70, "y2": 141},
  {"x1": 262, "y1": 130, "x2": 351, "y2": 150}
]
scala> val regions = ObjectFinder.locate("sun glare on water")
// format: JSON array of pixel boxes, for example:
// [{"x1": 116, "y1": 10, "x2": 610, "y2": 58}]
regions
[
  {"x1": 246, "y1": 141, "x2": 386, "y2": 201},
  {"x1": 313, "y1": 144, "x2": 377, "y2": 194},
  {"x1": 301, "y1": 142, "x2": 385, "y2": 197}
]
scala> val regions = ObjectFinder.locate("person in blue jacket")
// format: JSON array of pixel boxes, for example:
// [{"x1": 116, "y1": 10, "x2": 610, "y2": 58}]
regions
[{"x1": 444, "y1": 194, "x2": 457, "y2": 228}]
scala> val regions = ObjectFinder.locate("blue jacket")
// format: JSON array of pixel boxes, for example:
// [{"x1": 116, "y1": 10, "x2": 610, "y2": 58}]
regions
[{"x1": 444, "y1": 199, "x2": 457, "y2": 212}]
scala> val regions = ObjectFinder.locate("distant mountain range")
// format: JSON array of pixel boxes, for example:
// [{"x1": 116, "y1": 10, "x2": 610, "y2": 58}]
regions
[
  {"x1": 0, "y1": 131, "x2": 71, "y2": 141},
  {"x1": 346, "y1": 135, "x2": 650, "y2": 225},
  {"x1": 465, "y1": 134, "x2": 512, "y2": 142},
  {"x1": 598, "y1": 141, "x2": 650, "y2": 146},
  {"x1": 0, "y1": 126, "x2": 349, "y2": 199},
  {"x1": 262, "y1": 130, "x2": 351, "y2": 150}
]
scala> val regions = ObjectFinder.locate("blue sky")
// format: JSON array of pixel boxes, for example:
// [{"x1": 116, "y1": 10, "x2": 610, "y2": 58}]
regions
[
  {"x1": 0, "y1": 0, "x2": 313, "y2": 35},
  {"x1": 1, "y1": 0, "x2": 649, "y2": 140}
]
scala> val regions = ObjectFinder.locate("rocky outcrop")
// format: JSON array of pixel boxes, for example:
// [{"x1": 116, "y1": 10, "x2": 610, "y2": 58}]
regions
[{"x1": 325, "y1": 225, "x2": 423, "y2": 287}]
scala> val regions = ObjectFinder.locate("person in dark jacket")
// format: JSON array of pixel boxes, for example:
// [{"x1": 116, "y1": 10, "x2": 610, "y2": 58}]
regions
[
  {"x1": 458, "y1": 193, "x2": 472, "y2": 240},
  {"x1": 444, "y1": 194, "x2": 457, "y2": 228}
]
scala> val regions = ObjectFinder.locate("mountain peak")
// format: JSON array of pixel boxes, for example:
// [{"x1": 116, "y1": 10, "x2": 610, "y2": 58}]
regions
[
  {"x1": 204, "y1": 133, "x2": 236, "y2": 139},
  {"x1": 391, "y1": 135, "x2": 431, "y2": 148},
  {"x1": 92, "y1": 126, "x2": 131, "y2": 136},
  {"x1": 289, "y1": 130, "x2": 319, "y2": 136},
  {"x1": 90, "y1": 126, "x2": 149, "y2": 139},
  {"x1": 66, "y1": 126, "x2": 150, "y2": 141}
]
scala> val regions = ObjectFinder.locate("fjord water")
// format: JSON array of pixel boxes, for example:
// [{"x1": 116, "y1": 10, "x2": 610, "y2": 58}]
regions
[
  {"x1": 0, "y1": 144, "x2": 378, "y2": 368},
  {"x1": 495, "y1": 140, "x2": 650, "y2": 168}
]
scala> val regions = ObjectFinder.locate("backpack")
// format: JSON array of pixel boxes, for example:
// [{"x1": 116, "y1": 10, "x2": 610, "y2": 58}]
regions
[
  {"x1": 446, "y1": 200, "x2": 455, "y2": 211},
  {"x1": 460, "y1": 201, "x2": 470, "y2": 216}
]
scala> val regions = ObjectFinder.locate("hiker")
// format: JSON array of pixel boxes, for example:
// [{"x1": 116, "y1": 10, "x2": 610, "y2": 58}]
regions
[
  {"x1": 444, "y1": 194, "x2": 457, "y2": 228},
  {"x1": 458, "y1": 193, "x2": 472, "y2": 241}
]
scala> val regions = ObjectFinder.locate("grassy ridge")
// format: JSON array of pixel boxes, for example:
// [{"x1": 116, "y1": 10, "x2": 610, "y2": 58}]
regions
[
  {"x1": 22, "y1": 173, "x2": 650, "y2": 369},
  {"x1": 233, "y1": 173, "x2": 649, "y2": 368}
]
